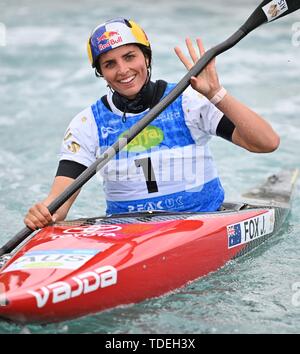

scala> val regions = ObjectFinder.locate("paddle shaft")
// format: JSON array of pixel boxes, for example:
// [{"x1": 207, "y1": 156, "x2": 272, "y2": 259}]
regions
[{"x1": 1, "y1": 0, "x2": 299, "y2": 256}]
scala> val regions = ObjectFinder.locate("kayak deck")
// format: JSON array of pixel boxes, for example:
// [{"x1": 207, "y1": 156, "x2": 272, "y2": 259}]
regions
[{"x1": 0, "y1": 169, "x2": 298, "y2": 323}]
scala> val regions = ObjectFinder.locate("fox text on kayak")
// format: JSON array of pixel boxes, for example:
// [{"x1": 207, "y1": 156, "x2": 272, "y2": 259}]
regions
[
  {"x1": 227, "y1": 210, "x2": 275, "y2": 249},
  {"x1": 27, "y1": 265, "x2": 117, "y2": 308}
]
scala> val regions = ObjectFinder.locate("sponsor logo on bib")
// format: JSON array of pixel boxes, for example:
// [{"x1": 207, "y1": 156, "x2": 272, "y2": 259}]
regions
[{"x1": 119, "y1": 125, "x2": 164, "y2": 152}]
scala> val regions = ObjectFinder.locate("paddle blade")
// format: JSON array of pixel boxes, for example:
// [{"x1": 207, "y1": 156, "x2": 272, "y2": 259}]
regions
[{"x1": 241, "y1": 0, "x2": 300, "y2": 34}]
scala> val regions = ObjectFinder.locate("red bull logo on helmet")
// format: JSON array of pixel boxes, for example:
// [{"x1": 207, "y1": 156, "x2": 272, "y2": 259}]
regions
[
  {"x1": 97, "y1": 31, "x2": 120, "y2": 42},
  {"x1": 97, "y1": 30, "x2": 123, "y2": 51}
]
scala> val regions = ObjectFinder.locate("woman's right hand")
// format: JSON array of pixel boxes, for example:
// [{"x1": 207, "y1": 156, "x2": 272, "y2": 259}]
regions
[
  {"x1": 24, "y1": 202, "x2": 57, "y2": 231},
  {"x1": 24, "y1": 176, "x2": 80, "y2": 231}
]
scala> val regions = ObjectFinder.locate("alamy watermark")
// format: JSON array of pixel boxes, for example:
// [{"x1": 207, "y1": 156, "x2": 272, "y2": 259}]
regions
[
  {"x1": 0, "y1": 22, "x2": 6, "y2": 46},
  {"x1": 292, "y1": 22, "x2": 300, "y2": 47},
  {"x1": 94, "y1": 143, "x2": 205, "y2": 188}
]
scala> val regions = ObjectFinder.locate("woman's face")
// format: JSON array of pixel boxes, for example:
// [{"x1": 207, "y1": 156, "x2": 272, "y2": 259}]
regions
[{"x1": 98, "y1": 44, "x2": 149, "y2": 100}]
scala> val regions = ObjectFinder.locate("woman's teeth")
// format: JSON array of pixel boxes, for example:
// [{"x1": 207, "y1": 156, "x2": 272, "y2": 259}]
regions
[{"x1": 120, "y1": 76, "x2": 135, "y2": 83}]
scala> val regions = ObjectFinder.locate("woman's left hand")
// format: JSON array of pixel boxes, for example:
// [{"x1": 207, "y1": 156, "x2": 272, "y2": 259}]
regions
[{"x1": 174, "y1": 38, "x2": 221, "y2": 99}]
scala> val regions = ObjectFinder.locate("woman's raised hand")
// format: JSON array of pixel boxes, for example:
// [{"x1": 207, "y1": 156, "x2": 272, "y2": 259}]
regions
[{"x1": 174, "y1": 37, "x2": 221, "y2": 99}]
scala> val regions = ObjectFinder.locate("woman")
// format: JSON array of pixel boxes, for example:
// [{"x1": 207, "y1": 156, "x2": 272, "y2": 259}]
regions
[{"x1": 24, "y1": 18, "x2": 279, "y2": 230}]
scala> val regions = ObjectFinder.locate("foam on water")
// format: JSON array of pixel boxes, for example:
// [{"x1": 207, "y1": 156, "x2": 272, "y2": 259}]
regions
[{"x1": 0, "y1": 0, "x2": 299, "y2": 333}]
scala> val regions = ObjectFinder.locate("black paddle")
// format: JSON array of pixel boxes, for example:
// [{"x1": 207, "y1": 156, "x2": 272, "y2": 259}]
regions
[{"x1": 1, "y1": 0, "x2": 299, "y2": 257}]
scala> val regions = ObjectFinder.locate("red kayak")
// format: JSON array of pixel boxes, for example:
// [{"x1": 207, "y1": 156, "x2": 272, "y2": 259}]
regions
[{"x1": 0, "y1": 169, "x2": 298, "y2": 323}]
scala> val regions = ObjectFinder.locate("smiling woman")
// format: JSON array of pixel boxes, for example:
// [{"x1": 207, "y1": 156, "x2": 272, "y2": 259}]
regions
[
  {"x1": 22, "y1": 16, "x2": 280, "y2": 231},
  {"x1": 98, "y1": 45, "x2": 149, "y2": 99}
]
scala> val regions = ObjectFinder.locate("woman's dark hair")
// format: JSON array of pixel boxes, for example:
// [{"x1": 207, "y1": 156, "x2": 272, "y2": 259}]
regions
[{"x1": 95, "y1": 44, "x2": 152, "y2": 78}]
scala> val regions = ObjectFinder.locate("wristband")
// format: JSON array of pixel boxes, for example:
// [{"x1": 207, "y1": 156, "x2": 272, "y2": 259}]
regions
[{"x1": 210, "y1": 87, "x2": 227, "y2": 105}]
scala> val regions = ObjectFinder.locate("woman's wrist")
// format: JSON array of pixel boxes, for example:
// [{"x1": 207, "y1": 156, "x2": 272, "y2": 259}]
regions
[
  {"x1": 209, "y1": 86, "x2": 227, "y2": 105},
  {"x1": 205, "y1": 85, "x2": 222, "y2": 100}
]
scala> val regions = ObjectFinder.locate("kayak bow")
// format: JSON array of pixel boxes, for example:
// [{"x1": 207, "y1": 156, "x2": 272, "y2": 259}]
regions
[{"x1": 0, "y1": 169, "x2": 298, "y2": 323}]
